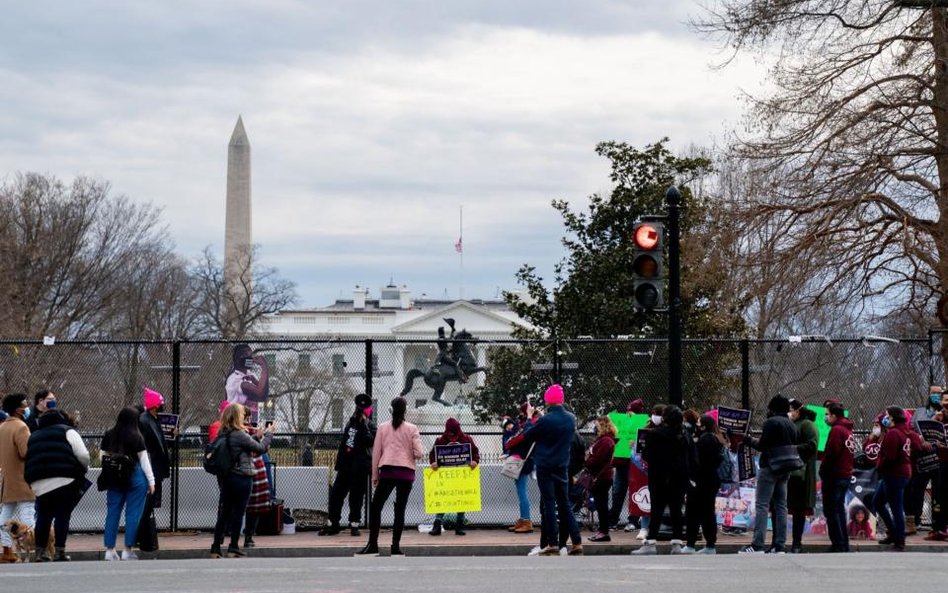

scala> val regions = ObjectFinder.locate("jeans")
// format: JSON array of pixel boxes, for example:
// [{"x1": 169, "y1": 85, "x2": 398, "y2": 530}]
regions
[
  {"x1": 35, "y1": 481, "x2": 82, "y2": 550},
  {"x1": 608, "y1": 461, "x2": 630, "y2": 526},
  {"x1": 515, "y1": 472, "x2": 531, "y2": 520},
  {"x1": 104, "y1": 465, "x2": 148, "y2": 549},
  {"x1": 536, "y1": 466, "x2": 580, "y2": 548},
  {"x1": 0, "y1": 500, "x2": 35, "y2": 547},
  {"x1": 213, "y1": 472, "x2": 252, "y2": 549},
  {"x1": 367, "y1": 478, "x2": 413, "y2": 548},
  {"x1": 875, "y1": 476, "x2": 909, "y2": 544},
  {"x1": 822, "y1": 477, "x2": 850, "y2": 550},
  {"x1": 753, "y1": 467, "x2": 789, "y2": 551},
  {"x1": 435, "y1": 512, "x2": 465, "y2": 529},
  {"x1": 327, "y1": 468, "x2": 369, "y2": 526}
]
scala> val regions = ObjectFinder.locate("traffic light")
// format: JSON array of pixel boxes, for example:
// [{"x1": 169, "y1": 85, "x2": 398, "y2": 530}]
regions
[{"x1": 631, "y1": 222, "x2": 664, "y2": 310}]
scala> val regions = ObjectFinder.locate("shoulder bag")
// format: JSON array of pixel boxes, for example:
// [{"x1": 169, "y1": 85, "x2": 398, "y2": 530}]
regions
[{"x1": 501, "y1": 443, "x2": 535, "y2": 480}]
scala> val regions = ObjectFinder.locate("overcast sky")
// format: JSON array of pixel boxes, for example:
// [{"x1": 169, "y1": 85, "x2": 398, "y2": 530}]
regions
[{"x1": 0, "y1": 0, "x2": 764, "y2": 308}]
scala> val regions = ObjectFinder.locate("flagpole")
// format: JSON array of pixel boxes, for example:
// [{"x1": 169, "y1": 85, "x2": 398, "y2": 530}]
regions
[{"x1": 459, "y1": 205, "x2": 464, "y2": 300}]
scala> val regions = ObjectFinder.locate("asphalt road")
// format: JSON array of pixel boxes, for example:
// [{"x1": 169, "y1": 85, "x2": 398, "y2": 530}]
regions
[{"x1": 0, "y1": 553, "x2": 927, "y2": 593}]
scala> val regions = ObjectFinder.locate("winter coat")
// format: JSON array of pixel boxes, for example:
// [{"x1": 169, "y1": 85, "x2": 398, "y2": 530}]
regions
[
  {"x1": 371, "y1": 420, "x2": 424, "y2": 482},
  {"x1": 642, "y1": 424, "x2": 693, "y2": 487},
  {"x1": 748, "y1": 414, "x2": 799, "y2": 467},
  {"x1": 877, "y1": 423, "x2": 912, "y2": 479},
  {"x1": 507, "y1": 405, "x2": 577, "y2": 470},
  {"x1": 583, "y1": 434, "x2": 616, "y2": 486},
  {"x1": 788, "y1": 415, "x2": 819, "y2": 512},
  {"x1": 693, "y1": 431, "x2": 724, "y2": 487},
  {"x1": 503, "y1": 418, "x2": 534, "y2": 475},
  {"x1": 820, "y1": 418, "x2": 855, "y2": 480},
  {"x1": 25, "y1": 415, "x2": 87, "y2": 484},
  {"x1": 0, "y1": 417, "x2": 34, "y2": 503},
  {"x1": 335, "y1": 416, "x2": 376, "y2": 473},
  {"x1": 429, "y1": 426, "x2": 480, "y2": 465},
  {"x1": 140, "y1": 411, "x2": 171, "y2": 482},
  {"x1": 219, "y1": 428, "x2": 273, "y2": 477}
]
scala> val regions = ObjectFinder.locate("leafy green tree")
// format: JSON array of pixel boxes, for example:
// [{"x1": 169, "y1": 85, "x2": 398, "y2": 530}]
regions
[{"x1": 472, "y1": 140, "x2": 745, "y2": 424}]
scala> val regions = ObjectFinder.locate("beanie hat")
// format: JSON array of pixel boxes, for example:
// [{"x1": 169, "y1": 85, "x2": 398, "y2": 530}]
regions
[
  {"x1": 627, "y1": 399, "x2": 645, "y2": 414},
  {"x1": 544, "y1": 384, "x2": 565, "y2": 406},
  {"x1": 143, "y1": 387, "x2": 164, "y2": 410}
]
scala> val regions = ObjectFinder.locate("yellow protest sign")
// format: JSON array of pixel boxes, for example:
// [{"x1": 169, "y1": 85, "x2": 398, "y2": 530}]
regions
[{"x1": 423, "y1": 466, "x2": 481, "y2": 514}]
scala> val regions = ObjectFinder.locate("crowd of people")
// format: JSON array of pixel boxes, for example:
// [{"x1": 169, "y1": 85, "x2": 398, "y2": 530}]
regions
[{"x1": 4, "y1": 382, "x2": 948, "y2": 561}]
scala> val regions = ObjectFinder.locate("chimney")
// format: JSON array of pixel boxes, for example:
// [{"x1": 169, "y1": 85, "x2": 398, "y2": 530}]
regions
[{"x1": 353, "y1": 285, "x2": 367, "y2": 310}]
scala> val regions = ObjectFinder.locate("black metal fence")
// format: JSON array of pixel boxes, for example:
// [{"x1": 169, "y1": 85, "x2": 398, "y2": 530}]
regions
[{"x1": 2, "y1": 333, "x2": 946, "y2": 530}]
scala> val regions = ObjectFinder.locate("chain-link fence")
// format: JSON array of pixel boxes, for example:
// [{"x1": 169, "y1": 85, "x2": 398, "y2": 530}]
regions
[{"x1": 1, "y1": 335, "x2": 944, "y2": 530}]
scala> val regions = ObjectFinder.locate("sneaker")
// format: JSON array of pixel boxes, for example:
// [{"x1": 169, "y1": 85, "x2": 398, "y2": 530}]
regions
[
  {"x1": 527, "y1": 545, "x2": 543, "y2": 557},
  {"x1": 789, "y1": 546, "x2": 802, "y2": 554},
  {"x1": 209, "y1": 547, "x2": 222, "y2": 559},
  {"x1": 568, "y1": 544, "x2": 584, "y2": 556},
  {"x1": 588, "y1": 532, "x2": 611, "y2": 542},
  {"x1": 558, "y1": 547, "x2": 569, "y2": 556},
  {"x1": 318, "y1": 525, "x2": 341, "y2": 536},
  {"x1": 768, "y1": 547, "x2": 786, "y2": 555},
  {"x1": 226, "y1": 546, "x2": 245, "y2": 558},
  {"x1": 624, "y1": 523, "x2": 637, "y2": 532},
  {"x1": 121, "y1": 550, "x2": 139, "y2": 561},
  {"x1": 669, "y1": 541, "x2": 683, "y2": 555},
  {"x1": 104, "y1": 549, "x2": 120, "y2": 562},
  {"x1": 538, "y1": 546, "x2": 560, "y2": 556},
  {"x1": 355, "y1": 544, "x2": 380, "y2": 557},
  {"x1": 609, "y1": 524, "x2": 620, "y2": 531},
  {"x1": 636, "y1": 528, "x2": 647, "y2": 540},
  {"x1": 679, "y1": 546, "x2": 696, "y2": 554},
  {"x1": 696, "y1": 547, "x2": 717, "y2": 555},
  {"x1": 631, "y1": 541, "x2": 658, "y2": 555},
  {"x1": 738, "y1": 546, "x2": 765, "y2": 555},
  {"x1": 350, "y1": 523, "x2": 361, "y2": 537}
]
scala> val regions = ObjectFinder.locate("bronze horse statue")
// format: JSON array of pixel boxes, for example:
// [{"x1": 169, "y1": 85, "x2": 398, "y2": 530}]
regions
[{"x1": 400, "y1": 328, "x2": 487, "y2": 406}]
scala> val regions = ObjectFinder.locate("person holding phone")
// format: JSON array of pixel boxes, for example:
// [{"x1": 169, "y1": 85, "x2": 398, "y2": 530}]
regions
[{"x1": 242, "y1": 409, "x2": 273, "y2": 549}]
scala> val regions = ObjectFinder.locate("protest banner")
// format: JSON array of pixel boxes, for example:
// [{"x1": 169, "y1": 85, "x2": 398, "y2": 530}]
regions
[
  {"x1": 634, "y1": 428, "x2": 649, "y2": 454},
  {"x1": 916, "y1": 420, "x2": 946, "y2": 474},
  {"x1": 157, "y1": 413, "x2": 179, "y2": 442},
  {"x1": 627, "y1": 459, "x2": 650, "y2": 518},
  {"x1": 423, "y1": 466, "x2": 481, "y2": 514},
  {"x1": 737, "y1": 443, "x2": 756, "y2": 481},
  {"x1": 607, "y1": 412, "x2": 650, "y2": 459},
  {"x1": 434, "y1": 443, "x2": 472, "y2": 467},
  {"x1": 848, "y1": 466, "x2": 878, "y2": 507},
  {"x1": 717, "y1": 406, "x2": 751, "y2": 434}
]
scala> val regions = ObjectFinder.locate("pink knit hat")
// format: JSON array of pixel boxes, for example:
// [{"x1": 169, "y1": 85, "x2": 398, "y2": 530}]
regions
[
  {"x1": 219, "y1": 400, "x2": 230, "y2": 414},
  {"x1": 143, "y1": 387, "x2": 165, "y2": 410},
  {"x1": 544, "y1": 384, "x2": 565, "y2": 406}
]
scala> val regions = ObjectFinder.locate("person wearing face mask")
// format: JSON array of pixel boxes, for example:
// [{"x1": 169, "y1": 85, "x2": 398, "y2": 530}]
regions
[
  {"x1": 820, "y1": 404, "x2": 855, "y2": 552},
  {"x1": 320, "y1": 394, "x2": 376, "y2": 537},
  {"x1": 874, "y1": 406, "x2": 915, "y2": 550},
  {"x1": 905, "y1": 385, "x2": 945, "y2": 535},
  {"x1": 25, "y1": 389, "x2": 56, "y2": 433},
  {"x1": 0, "y1": 394, "x2": 36, "y2": 563},
  {"x1": 785, "y1": 399, "x2": 818, "y2": 553},
  {"x1": 138, "y1": 388, "x2": 172, "y2": 551}
]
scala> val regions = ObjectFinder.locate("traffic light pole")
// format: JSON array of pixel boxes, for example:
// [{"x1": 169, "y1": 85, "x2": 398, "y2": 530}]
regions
[{"x1": 666, "y1": 186, "x2": 683, "y2": 408}]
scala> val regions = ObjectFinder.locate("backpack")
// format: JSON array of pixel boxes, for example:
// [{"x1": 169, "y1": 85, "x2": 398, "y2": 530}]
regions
[
  {"x1": 203, "y1": 432, "x2": 235, "y2": 476},
  {"x1": 717, "y1": 446, "x2": 735, "y2": 484}
]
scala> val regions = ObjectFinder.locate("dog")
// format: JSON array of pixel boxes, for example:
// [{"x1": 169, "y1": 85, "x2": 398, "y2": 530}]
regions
[{"x1": 2, "y1": 519, "x2": 53, "y2": 563}]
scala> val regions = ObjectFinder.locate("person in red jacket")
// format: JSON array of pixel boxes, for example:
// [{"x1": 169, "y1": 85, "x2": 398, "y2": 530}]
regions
[
  {"x1": 873, "y1": 406, "x2": 913, "y2": 551},
  {"x1": 820, "y1": 404, "x2": 855, "y2": 552},
  {"x1": 585, "y1": 416, "x2": 617, "y2": 542},
  {"x1": 428, "y1": 418, "x2": 480, "y2": 536}
]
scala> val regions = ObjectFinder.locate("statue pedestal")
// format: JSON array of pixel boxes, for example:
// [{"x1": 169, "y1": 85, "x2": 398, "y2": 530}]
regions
[{"x1": 413, "y1": 402, "x2": 477, "y2": 430}]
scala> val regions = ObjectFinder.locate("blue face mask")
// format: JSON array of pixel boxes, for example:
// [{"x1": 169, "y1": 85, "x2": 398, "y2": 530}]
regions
[
  {"x1": 931, "y1": 394, "x2": 942, "y2": 407},
  {"x1": 882, "y1": 416, "x2": 892, "y2": 428},
  {"x1": 21, "y1": 407, "x2": 31, "y2": 420}
]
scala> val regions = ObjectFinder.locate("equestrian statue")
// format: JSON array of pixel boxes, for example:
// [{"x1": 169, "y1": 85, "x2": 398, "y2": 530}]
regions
[{"x1": 400, "y1": 318, "x2": 487, "y2": 406}]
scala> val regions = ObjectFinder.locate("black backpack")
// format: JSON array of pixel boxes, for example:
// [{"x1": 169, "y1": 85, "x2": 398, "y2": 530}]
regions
[{"x1": 203, "y1": 432, "x2": 234, "y2": 476}]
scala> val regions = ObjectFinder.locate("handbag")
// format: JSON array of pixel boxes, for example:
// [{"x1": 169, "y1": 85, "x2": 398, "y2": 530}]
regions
[
  {"x1": 501, "y1": 443, "x2": 535, "y2": 479},
  {"x1": 97, "y1": 452, "x2": 134, "y2": 491},
  {"x1": 137, "y1": 505, "x2": 159, "y2": 552},
  {"x1": 767, "y1": 444, "x2": 804, "y2": 474},
  {"x1": 574, "y1": 469, "x2": 594, "y2": 491}
]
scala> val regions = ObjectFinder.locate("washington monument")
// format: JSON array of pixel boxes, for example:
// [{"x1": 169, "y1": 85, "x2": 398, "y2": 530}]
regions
[{"x1": 224, "y1": 115, "x2": 252, "y2": 336}]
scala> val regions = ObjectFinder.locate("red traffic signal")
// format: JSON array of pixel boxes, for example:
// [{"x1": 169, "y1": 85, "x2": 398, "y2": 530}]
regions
[{"x1": 633, "y1": 223, "x2": 661, "y2": 250}]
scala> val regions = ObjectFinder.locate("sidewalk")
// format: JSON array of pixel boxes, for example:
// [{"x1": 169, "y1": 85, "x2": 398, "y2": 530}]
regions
[{"x1": 54, "y1": 527, "x2": 948, "y2": 561}]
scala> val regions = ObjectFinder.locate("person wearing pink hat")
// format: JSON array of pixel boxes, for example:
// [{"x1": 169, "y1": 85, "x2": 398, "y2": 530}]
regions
[
  {"x1": 138, "y1": 387, "x2": 172, "y2": 552},
  {"x1": 504, "y1": 384, "x2": 583, "y2": 556}
]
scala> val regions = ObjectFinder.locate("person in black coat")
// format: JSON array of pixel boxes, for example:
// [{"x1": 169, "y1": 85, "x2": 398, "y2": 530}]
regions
[
  {"x1": 319, "y1": 394, "x2": 376, "y2": 536},
  {"x1": 684, "y1": 414, "x2": 726, "y2": 554},
  {"x1": 138, "y1": 389, "x2": 172, "y2": 552},
  {"x1": 632, "y1": 405, "x2": 694, "y2": 555}
]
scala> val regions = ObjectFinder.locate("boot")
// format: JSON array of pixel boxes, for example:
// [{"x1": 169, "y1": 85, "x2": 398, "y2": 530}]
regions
[
  {"x1": 430, "y1": 520, "x2": 442, "y2": 536},
  {"x1": 512, "y1": 520, "x2": 534, "y2": 533},
  {"x1": 243, "y1": 535, "x2": 255, "y2": 548},
  {"x1": 1, "y1": 546, "x2": 16, "y2": 563},
  {"x1": 905, "y1": 516, "x2": 917, "y2": 535},
  {"x1": 53, "y1": 547, "x2": 70, "y2": 562},
  {"x1": 507, "y1": 519, "x2": 523, "y2": 532},
  {"x1": 350, "y1": 522, "x2": 361, "y2": 537}
]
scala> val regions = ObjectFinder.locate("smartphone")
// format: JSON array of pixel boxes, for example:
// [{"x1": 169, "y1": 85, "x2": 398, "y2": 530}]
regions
[
  {"x1": 265, "y1": 420, "x2": 274, "y2": 428},
  {"x1": 250, "y1": 421, "x2": 259, "y2": 429}
]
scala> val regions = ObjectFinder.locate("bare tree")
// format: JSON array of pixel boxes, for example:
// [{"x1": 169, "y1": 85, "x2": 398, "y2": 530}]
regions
[
  {"x1": 191, "y1": 245, "x2": 298, "y2": 339},
  {"x1": 695, "y1": 2, "x2": 948, "y2": 338},
  {"x1": 0, "y1": 173, "x2": 169, "y2": 339}
]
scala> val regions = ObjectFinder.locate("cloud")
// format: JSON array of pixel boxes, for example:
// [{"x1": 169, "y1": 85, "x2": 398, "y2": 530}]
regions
[{"x1": 0, "y1": 1, "x2": 764, "y2": 307}]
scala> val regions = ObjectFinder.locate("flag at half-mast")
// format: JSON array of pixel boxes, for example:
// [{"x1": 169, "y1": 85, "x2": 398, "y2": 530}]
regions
[{"x1": 455, "y1": 237, "x2": 463, "y2": 253}]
